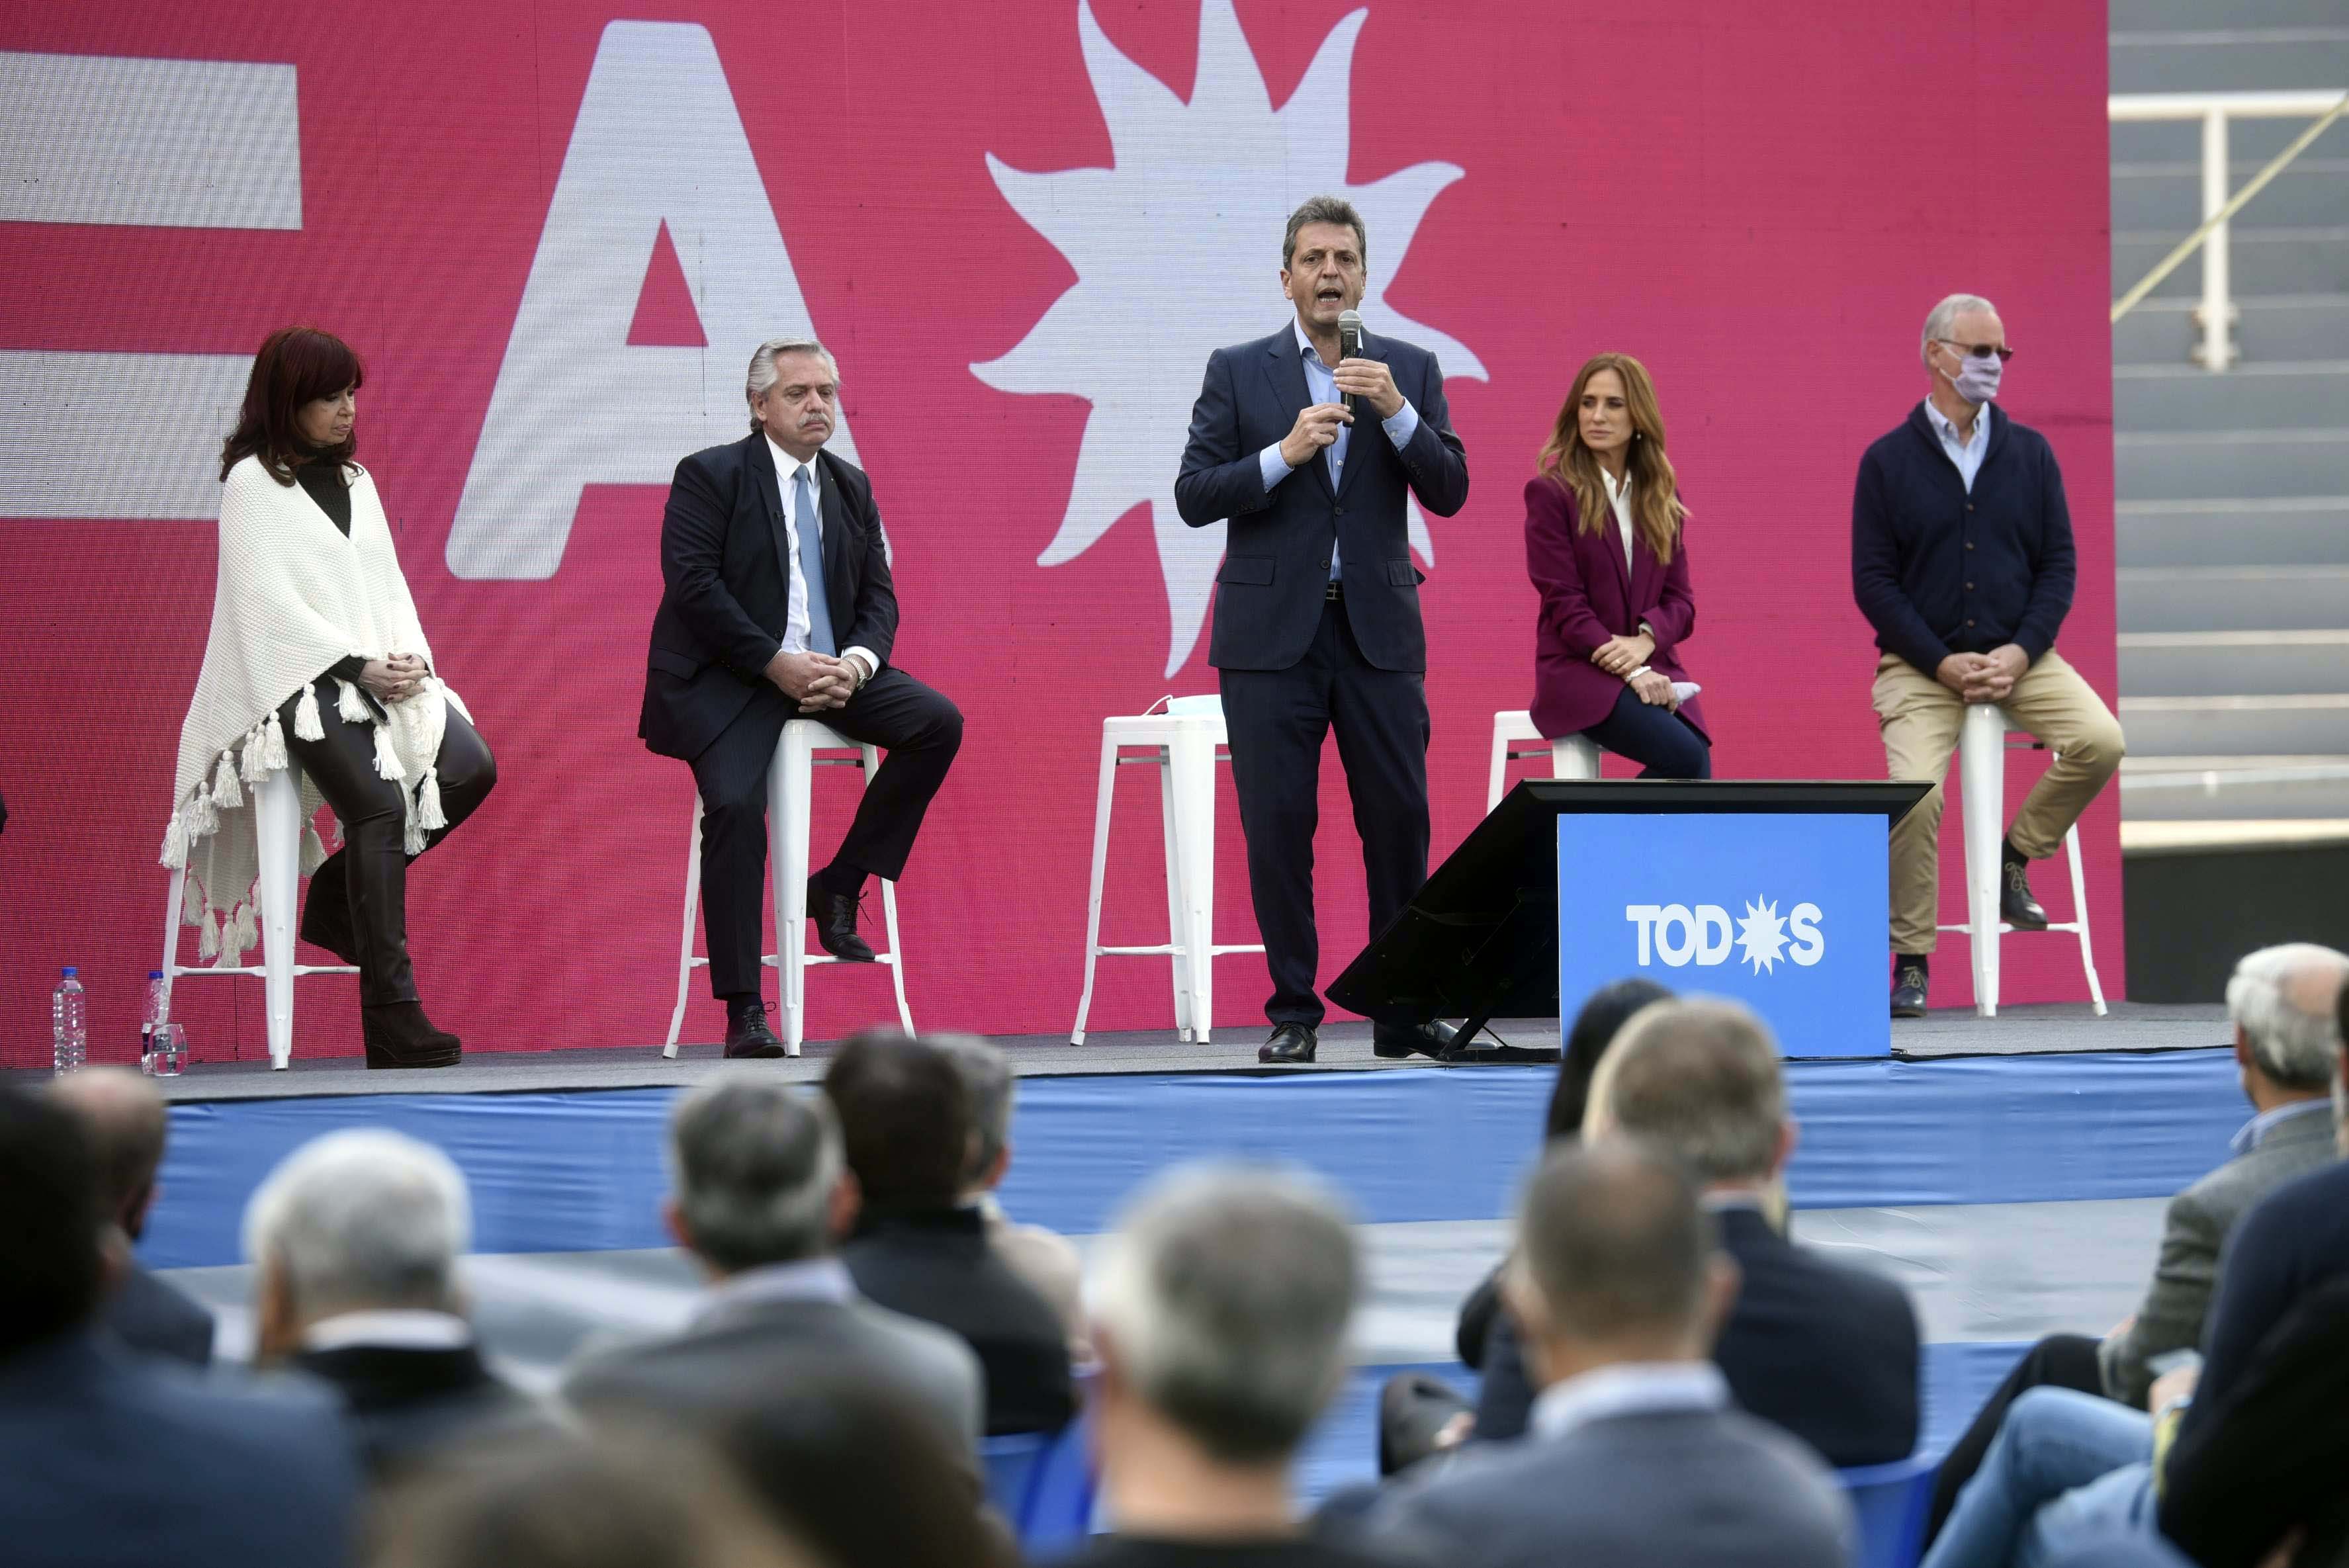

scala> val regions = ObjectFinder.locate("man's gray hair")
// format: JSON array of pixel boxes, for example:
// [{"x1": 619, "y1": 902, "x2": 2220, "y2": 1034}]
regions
[
  {"x1": 1512, "y1": 1139, "x2": 1713, "y2": 1340},
  {"x1": 1090, "y1": 1164, "x2": 1358, "y2": 1464},
  {"x1": 2227, "y1": 943, "x2": 2349, "y2": 1090},
  {"x1": 932, "y1": 1034, "x2": 1014, "y2": 1184},
  {"x1": 1282, "y1": 195, "x2": 1367, "y2": 270},
  {"x1": 668, "y1": 1076, "x2": 843, "y2": 1272},
  {"x1": 1585, "y1": 998, "x2": 1786, "y2": 1185},
  {"x1": 1922, "y1": 293, "x2": 1999, "y2": 369},
  {"x1": 242, "y1": 1129, "x2": 470, "y2": 1315},
  {"x1": 744, "y1": 336, "x2": 838, "y2": 433}
]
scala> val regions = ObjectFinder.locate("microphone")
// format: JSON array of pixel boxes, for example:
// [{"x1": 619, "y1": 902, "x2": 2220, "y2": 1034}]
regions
[{"x1": 1337, "y1": 310, "x2": 1363, "y2": 414}]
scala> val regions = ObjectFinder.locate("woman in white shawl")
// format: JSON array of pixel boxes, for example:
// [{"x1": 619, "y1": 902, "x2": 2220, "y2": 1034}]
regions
[{"x1": 163, "y1": 327, "x2": 496, "y2": 1068}]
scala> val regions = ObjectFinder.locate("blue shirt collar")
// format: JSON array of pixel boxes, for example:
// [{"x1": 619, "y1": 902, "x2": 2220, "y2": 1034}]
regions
[
  {"x1": 1529, "y1": 1360, "x2": 1728, "y2": 1442},
  {"x1": 2231, "y1": 1096, "x2": 2332, "y2": 1156}
]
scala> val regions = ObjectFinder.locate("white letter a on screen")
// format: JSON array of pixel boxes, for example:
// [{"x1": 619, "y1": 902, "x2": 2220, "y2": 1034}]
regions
[{"x1": 447, "y1": 21, "x2": 854, "y2": 580}]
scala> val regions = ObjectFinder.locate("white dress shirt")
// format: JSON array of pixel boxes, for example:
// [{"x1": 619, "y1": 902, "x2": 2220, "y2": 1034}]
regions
[
  {"x1": 762, "y1": 435, "x2": 878, "y2": 683},
  {"x1": 1923, "y1": 398, "x2": 1990, "y2": 493},
  {"x1": 1256, "y1": 322, "x2": 1423, "y2": 578},
  {"x1": 1600, "y1": 464, "x2": 1636, "y2": 576},
  {"x1": 1529, "y1": 1360, "x2": 1730, "y2": 1442},
  {"x1": 301, "y1": 1308, "x2": 474, "y2": 1352}
]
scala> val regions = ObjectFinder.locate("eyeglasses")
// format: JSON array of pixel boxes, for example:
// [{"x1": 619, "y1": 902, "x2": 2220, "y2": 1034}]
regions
[{"x1": 1934, "y1": 339, "x2": 2016, "y2": 363}]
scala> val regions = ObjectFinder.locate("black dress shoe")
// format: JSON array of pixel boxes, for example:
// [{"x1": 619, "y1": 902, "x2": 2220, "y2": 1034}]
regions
[
  {"x1": 806, "y1": 877, "x2": 878, "y2": 963},
  {"x1": 1373, "y1": 1019, "x2": 1459, "y2": 1060},
  {"x1": 1890, "y1": 959, "x2": 1929, "y2": 1020},
  {"x1": 2000, "y1": 853, "x2": 2050, "y2": 930},
  {"x1": 362, "y1": 1001, "x2": 461, "y2": 1069},
  {"x1": 725, "y1": 1001, "x2": 787, "y2": 1059},
  {"x1": 1258, "y1": 1023, "x2": 1317, "y2": 1064}
]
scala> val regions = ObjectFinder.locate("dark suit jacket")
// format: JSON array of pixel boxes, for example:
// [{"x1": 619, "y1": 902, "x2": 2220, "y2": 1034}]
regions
[
  {"x1": 1476, "y1": 1206, "x2": 1920, "y2": 1466},
  {"x1": 843, "y1": 1206, "x2": 1076, "y2": 1435},
  {"x1": 640, "y1": 434, "x2": 900, "y2": 762},
  {"x1": 1522, "y1": 474, "x2": 1707, "y2": 742},
  {"x1": 1174, "y1": 325, "x2": 1469, "y2": 672},
  {"x1": 1377, "y1": 1405, "x2": 1851, "y2": 1568},
  {"x1": 103, "y1": 1264, "x2": 215, "y2": 1368},
  {"x1": 0, "y1": 1328, "x2": 358, "y2": 1568},
  {"x1": 295, "y1": 1342, "x2": 550, "y2": 1477}
]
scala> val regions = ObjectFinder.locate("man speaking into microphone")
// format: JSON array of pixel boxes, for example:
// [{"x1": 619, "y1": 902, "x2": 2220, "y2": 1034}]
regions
[{"x1": 1175, "y1": 196, "x2": 1470, "y2": 1064}]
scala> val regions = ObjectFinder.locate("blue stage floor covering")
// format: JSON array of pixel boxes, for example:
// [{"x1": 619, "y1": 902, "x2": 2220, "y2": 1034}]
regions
[{"x1": 148, "y1": 1048, "x2": 2246, "y2": 1497}]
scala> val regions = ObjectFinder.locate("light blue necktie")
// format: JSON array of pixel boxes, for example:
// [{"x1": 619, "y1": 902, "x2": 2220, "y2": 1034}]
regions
[{"x1": 793, "y1": 464, "x2": 836, "y2": 656}]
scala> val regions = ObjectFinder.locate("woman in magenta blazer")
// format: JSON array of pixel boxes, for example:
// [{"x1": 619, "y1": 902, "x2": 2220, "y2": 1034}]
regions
[{"x1": 1523, "y1": 353, "x2": 1710, "y2": 777}]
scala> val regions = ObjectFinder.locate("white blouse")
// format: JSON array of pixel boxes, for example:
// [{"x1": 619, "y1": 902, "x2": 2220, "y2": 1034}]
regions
[{"x1": 1599, "y1": 465, "x2": 1635, "y2": 575}]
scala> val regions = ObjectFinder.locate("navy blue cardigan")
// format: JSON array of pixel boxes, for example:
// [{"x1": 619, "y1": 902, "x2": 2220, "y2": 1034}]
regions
[{"x1": 1851, "y1": 402, "x2": 2076, "y2": 674}]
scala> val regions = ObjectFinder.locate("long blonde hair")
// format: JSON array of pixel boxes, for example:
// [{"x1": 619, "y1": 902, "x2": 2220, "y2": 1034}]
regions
[{"x1": 1534, "y1": 353, "x2": 1688, "y2": 565}]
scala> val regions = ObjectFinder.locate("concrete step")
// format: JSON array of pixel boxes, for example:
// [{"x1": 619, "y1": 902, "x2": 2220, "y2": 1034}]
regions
[
  {"x1": 2119, "y1": 756, "x2": 2349, "y2": 820},
  {"x1": 2111, "y1": 229, "x2": 2349, "y2": 300},
  {"x1": 2114, "y1": 0, "x2": 2349, "y2": 33},
  {"x1": 2119, "y1": 630, "x2": 2349, "y2": 695},
  {"x1": 2116, "y1": 294, "x2": 2349, "y2": 365},
  {"x1": 2112, "y1": 115, "x2": 2349, "y2": 166},
  {"x1": 2115, "y1": 427, "x2": 2349, "y2": 500},
  {"x1": 2120, "y1": 693, "x2": 2349, "y2": 753},
  {"x1": 2117, "y1": 497, "x2": 2349, "y2": 567},
  {"x1": 2110, "y1": 28, "x2": 2349, "y2": 93},
  {"x1": 2113, "y1": 360, "x2": 2349, "y2": 430},
  {"x1": 2119, "y1": 565, "x2": 2349, "y2": 631},
  {"x1": 2112, "y1": 159, "x2": 2349, "y2": 230}
]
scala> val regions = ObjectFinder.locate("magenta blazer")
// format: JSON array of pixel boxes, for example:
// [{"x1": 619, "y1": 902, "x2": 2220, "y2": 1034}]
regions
[{"x1": 1523, "y1": 473, "x2": 1708, "y2": 742}]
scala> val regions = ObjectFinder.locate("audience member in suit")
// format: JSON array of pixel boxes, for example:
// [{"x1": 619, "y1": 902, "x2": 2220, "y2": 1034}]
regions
[
  {"x1": 1063, "y1": 1164, "x2": 1412, "y2": 1568},
  {"x1": 242, "y1": 1127, "x2": 548, "y2": 1478},
  {"x1": 1926, "y1": 943, "x2": 2348, "y2": 1541},
  {"x1": 1476, "y1": 998, "x2": 1922, "y2": 1465},
  {"x1": 933, "y1": 1032, "x2": 1090, "y2": 1360},
  {"x1": 48, "y1": 1067, "x2": 214, "y2": 1366},
  {"x1": 0, "y1": 1087, "x2": 359, "y2": 1568},
  {"x1": 564, "y1": 1075, "x2": 983, "y2": 1456},
  {"x1": 369, "y1": 1427, "x2": 816, "y2": 1568},
  {"x1": 825, "y1": 1031, "x2": 1076, "y2": 1434},
  {"x1": 1922, "y1": 1014, "x2": 2349, "y2": 1568},
  {"x1": 709, "y1": 1361, "x2": 1020, "y2": 1568},
  {"x1": 1380, "y1": 978, "x2": 1671, "y2": 1472},
  {"x1": 1372, "y1": 1141, "x2": 1853, "y2": 1568}
]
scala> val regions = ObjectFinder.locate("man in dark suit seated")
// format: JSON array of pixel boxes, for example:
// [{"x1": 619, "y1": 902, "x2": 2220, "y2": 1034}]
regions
[
  {"x1": 1372, "y1": 1141, "x2": 1852, "y2": 1568},
  {"x1": 1924, "y1": 942, "x2": 2348, "y2": 1541},
  {"x1": 1474, "y1": 998, "x2": 1922, "y2": 1466},
  {"x1": 565, "y1": 1075, "x2": 984, "y2": 1458},
  {"x1": 48, "y1": 1067, "x2": 214, "y2": 1367},
  {"x1": 0, "y1": 1087, "x2": 359, "y2": 1568},
  {"x1": 641, "y1": 336, "x2": 962, "y2": 1059},
  {"x1": 824, "y1": 1032, "x2": 1075, "y2": 1435},
  {"x1": 243, "y1": 1127, "x2": 547, "y2": 1477}
]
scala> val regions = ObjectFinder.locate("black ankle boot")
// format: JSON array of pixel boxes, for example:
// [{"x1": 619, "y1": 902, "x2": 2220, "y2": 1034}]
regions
[{"x1": 363, "y1": 1001, "x2": 462, "y2": 1068}]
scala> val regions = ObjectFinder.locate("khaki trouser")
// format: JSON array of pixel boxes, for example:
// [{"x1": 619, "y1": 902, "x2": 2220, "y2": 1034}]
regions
[{"x1": 1873, "y1": 648, "x2": 2125, "y2": 955}]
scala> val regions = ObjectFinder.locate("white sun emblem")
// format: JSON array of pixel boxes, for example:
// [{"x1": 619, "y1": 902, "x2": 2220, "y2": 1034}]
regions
[
  {"x1": 971, "y1": 0, "x2": 1487, "y2": 676},
  {"x1": 1736, "y1": 898, "x2": 1791, "y2": 975}
]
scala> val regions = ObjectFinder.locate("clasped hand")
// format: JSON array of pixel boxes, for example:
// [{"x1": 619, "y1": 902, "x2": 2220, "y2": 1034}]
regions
[
  {"x1": 1591, "y1": 632, "x2": 1654, "y2": 677},
  {"x1": 1936, "y1": 645, "x2": 2028, "y2": 704},
  {"x1": 767, "y1": 648, "x2": 858, "y2": 714},
  {"x1": 359, "y1": 653, "x2": 429, "y2": 704}
]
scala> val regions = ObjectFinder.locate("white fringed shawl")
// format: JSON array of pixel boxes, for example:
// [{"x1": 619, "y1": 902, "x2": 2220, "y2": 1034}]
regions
[{"x1": 159, "y1": 455, "x2": 470, "y2": 963}]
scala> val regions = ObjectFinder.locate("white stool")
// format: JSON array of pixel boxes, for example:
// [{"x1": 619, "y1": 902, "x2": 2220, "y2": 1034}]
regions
[
  {"x1": 665, "y1": 719, "x2": 914, "y2": 1059},
  {"x1": 159, "y1": 761, "x2": 356, "y2": 1070},
  {"x1": 1071, "y1": 695, "x2": 1263, "y2": 1046},
  {"x1": 1935, "y1": 704, "x2": 2108, "y2": 1019},
  {"x1": 1487, "y1": 711, "x2": 1602, "y2": 810}
]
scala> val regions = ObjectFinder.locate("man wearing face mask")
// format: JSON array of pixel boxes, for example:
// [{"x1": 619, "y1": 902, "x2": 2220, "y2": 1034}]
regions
[{"x1": 1851, "y1": 293, "x2": 2125, "y2": 1019}]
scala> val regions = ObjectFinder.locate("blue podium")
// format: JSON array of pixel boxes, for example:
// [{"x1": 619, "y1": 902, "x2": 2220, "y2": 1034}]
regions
[{"x1": 1327, "y1": 779, "x2": 1929, "y2": 1061}]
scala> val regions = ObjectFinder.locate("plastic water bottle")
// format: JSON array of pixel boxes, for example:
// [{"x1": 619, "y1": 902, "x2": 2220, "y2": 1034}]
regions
[
  {"x1": 52, "y1": 967, "x2": 87, "y2": 1075},
  {"x1": 140, "y1": 971, "x2": 167, "y2": 1076}
]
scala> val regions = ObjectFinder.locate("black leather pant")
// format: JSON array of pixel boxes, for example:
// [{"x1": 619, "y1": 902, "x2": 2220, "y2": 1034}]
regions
[{"x1": 280, "y1": 678, "x2": 497, "y2": 1005}]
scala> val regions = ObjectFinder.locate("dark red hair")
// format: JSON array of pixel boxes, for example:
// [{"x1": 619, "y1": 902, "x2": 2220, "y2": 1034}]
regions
[{"x1": 219, "y1": 326, "x2": 365, "y2": 483}]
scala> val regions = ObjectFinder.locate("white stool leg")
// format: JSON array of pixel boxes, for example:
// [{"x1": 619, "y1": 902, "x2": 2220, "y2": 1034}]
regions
[
  {"x1": 1958, "y1": 706, "x2": 2006, "y2": 1019},
  {"x1": 2064, "y1": 824, "x2": 2109, "y2": 1017},
  {"x1": 1167, "y1": 723, "x2": 1218, "y2": 1046},
  {"x1": 771, "y1": 725, "x2": 815, "y2": 1057},
  {"x1": 1158, "y1": 748, "x2": 1194, "y2": 1041},
  {"x1": 665, "y1": 796, "x2": 705, "y2": 1058},
  {"x1": 1071, "y1": 730, "x2": 1119, "y2": 1045},
  {"x1": 862, "y1": 744, "x2": 915, "y2": 1036},
  {"x1": 159, "y1": 866, "x2": 187, "y2": 1025},
  {"x1": 1553, "y1": 734, "x2": 1601, "y2": 781},
  {"x1": 251, "y1": 766, "x2": 302, "y2": 1069},
  {"x1": 1487, "y1": 719, "x2": 1511, "y2": 812}
]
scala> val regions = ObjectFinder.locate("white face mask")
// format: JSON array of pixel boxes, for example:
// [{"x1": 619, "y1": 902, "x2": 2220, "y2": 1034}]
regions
[{"x1": 1945, "y1": 346, "x2": 2004, "y2": 404}]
